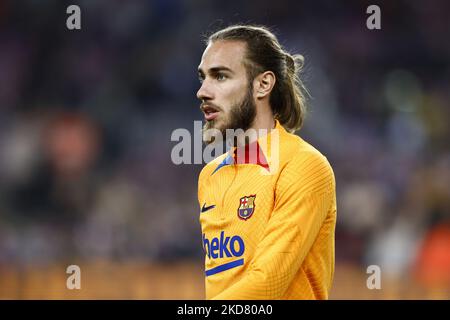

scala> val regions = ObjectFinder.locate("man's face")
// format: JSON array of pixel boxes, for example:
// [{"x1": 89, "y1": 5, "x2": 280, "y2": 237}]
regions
[{"x1": 197, "y1": 40, "x2": 256, "y2": 144}]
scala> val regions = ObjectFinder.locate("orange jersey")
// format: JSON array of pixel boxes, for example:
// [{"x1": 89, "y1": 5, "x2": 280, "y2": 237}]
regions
[{"x1": 198, "y1": 120, "x2": 337, "y2": 299}]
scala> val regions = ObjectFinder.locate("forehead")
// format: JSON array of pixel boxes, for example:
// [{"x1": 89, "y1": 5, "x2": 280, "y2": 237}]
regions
[{"x1": 198, "y1": 40, "x2": 247, "y2": 73}]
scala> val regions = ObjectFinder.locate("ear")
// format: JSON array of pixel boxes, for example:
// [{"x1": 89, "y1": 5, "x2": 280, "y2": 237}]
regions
[{"x1": 253, "y1": 71, "x2": 276, "y2": 99}]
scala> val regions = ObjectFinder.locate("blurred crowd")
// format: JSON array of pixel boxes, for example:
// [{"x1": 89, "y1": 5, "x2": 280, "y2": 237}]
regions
[{"x1": 0, "y1": 0, "x2": 449, "y2": 290}]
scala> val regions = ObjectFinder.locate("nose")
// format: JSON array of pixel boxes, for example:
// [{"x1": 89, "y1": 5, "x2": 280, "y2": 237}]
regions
[{"x1": 196, "y1": 80, "x2": 213, "y2": 101}]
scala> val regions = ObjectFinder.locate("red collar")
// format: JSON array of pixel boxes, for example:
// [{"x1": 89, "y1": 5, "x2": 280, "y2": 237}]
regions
[{"x1": 233, "y1": 141, "x2": 269, "y2": 170}]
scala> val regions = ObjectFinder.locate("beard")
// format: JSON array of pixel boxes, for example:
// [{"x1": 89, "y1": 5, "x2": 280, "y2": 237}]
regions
[{"x1": 202, "y1": 84, "x2": 256, "y2": 145}]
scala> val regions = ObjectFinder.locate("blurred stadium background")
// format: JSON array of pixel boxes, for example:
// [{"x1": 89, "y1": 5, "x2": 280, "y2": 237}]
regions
[{"x1": 0, "y1": 0, "x2": 449, "y2": 299}]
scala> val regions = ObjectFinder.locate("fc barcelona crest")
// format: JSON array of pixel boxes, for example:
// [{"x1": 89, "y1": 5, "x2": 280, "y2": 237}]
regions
[{"x1": 237, "y1": 195, "x2": 256, "y2": 220}]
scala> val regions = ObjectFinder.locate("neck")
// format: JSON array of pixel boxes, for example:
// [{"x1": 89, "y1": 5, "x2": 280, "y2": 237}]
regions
[{"x1": 234, "y1": 107, "x2": 275, "y2": 148}]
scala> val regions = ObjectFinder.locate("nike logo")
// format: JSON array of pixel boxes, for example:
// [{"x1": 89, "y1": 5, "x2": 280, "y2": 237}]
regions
[{"x1": 201, "y1": 203, "x2": 216, "y2": 213}]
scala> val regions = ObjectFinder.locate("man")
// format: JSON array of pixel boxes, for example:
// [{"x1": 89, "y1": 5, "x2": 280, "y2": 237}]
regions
[{"x1": 197, "y1": 25, "x2": 337, "y2": 299}]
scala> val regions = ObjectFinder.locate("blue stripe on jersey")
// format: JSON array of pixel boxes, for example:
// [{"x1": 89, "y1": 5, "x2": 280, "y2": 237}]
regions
[
  {"x1": 211, "y1": 153, "x2": 234, "y2": 175},
  {"x1": 205, "y1": 258, "x2": 244, "y2": 277}
]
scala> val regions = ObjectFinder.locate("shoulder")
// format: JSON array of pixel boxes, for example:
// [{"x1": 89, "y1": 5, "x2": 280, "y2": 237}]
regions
[
  {"x1": 287, "y1": 135, "x2": 332, "y2": 170},
  {"x1": 278, "y1": 133, "x2": 335, "y2": 194},
  {"x1": 198, "y1": 152, "x2": 228, "y2": 183}
]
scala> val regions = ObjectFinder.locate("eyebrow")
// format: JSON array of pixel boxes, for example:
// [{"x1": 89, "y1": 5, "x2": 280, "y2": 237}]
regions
[{"x1": 198, "y1": 66, "x2": 234, "y2": 76}]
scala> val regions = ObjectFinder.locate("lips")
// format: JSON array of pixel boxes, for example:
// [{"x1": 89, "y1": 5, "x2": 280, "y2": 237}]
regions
[{"x1": 201, "y1": 105, "x2": 220, "y2": 121}]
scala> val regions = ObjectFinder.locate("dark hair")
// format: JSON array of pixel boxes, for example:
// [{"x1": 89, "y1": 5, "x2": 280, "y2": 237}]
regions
[{"x1": 207, "y1": 24, "x2": 308, "y2": 133}]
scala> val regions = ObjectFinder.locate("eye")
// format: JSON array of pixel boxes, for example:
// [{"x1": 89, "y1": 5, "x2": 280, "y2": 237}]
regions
[
  {"x1": 198, "y1": 75, "x2": 204, "y2": 83},
  {"x1": 216, "y1": 73, "x2": 226, "y2": 81}
]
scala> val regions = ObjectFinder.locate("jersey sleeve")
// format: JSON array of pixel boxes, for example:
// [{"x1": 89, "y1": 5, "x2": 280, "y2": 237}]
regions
[{"x1": 211, "y1": 151, "x2": 336, "y2": 300}]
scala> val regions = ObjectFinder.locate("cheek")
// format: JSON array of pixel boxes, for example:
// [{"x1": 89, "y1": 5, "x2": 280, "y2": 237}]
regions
[{"x1": 220, "y1": 83, "x2": 247, "y2": 110}]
